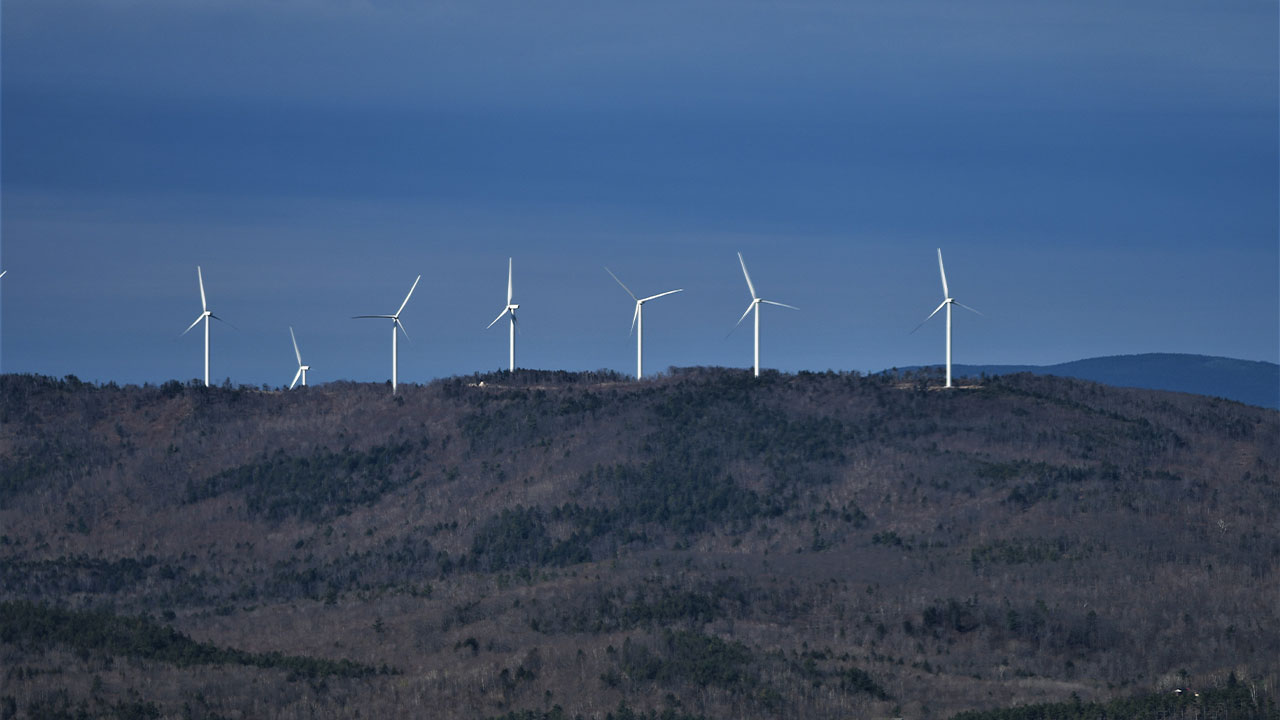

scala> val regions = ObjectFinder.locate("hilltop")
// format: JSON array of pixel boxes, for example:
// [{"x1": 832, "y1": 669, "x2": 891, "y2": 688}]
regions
[
  {"x1": 1, "y1": 369, "x2": 1277, "y2": 719},
  {"x1": 902, "y1": 353, "x2": 1279, "y2": 409}
]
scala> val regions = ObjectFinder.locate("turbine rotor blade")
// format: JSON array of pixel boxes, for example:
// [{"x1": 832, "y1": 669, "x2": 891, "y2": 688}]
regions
[
  {"x1": 760, "y1": 299, "x2": 798, "y2": 310},
  {"x1": 639, "y1": 288, "x2": 683, "y2": 303},
  {"x1": 395, "y1": 274, "x2": 421, "y2": 318},
  {"x1": 630, "y1": 302, "x2": 640, "y2": 336},
  {"x1": 395, "y1": 318, "x2": 410, "y2": 341},
  {"x1": 937, "y1": 248, "x2": 949, "y2": 298},
  {"x1": 507, "y1": 258, "x2": 513, "y2": 305},
  {"x1": 353, "y1": 315, "x2": 396, "y2": 319},
  {"x1": 725, "y1": 301, "x2": 755, "y2": 339},
  {"x1": 181, "y1": 314, "x2": 204, "y2": 336},
  {"x1": 0, "y1": 270, "x2": 6, "y2": 279},
  {"x1": 737, "y1": 252, "x2": 758, "y2": 299},
  {"x1": 197, "y1": 266, "x2": 207, "y2": 312},
  {"x1": 290, "y1": 367, "x2": 303, "y2": 390},
  {"x1": 209, "y1": 314, "x2": 238, "y2": 331},
  {"x1": 604, "y1": 266, "x2": 637, "y2": 300},
  {"x1": 487, "y1": 307, "x2": 509, "y2": 329},
  {"x1": 910, "y1": 300, "x2": 949, "y2": 334},
  {"x1": 290, "y1": 326, "x2": 302, "y2": 365},
  {"x1": 955, "y1": 301, "x2": 983, "y2": 316}
]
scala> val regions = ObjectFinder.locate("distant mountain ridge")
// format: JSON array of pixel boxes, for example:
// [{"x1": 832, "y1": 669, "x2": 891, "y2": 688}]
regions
[{"x1": 898, "y1": 353, "x2": 1279, "y2": 409}]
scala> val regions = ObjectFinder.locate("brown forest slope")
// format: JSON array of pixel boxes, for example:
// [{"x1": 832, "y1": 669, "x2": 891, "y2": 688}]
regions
[{"x1": 0, "y1": 369, "x2": 1277, "y2": 719}]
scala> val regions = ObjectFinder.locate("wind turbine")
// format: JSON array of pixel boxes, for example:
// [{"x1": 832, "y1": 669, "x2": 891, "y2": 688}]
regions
[
  {"x1": 605, "y1": 267, "x2": 682, "y2": 379},
  {"x1": 288, "y1": 327, "x2": 310, "y2": 389},
  {"x1": 486, "y1": 258, "x2": 519, "y2": 372},
  {"x1": 0, "y1": 271, "x2": 5, "y2": 374},
  {"x1": 180, "y1": 266, "x2": 227, "y2": 387},
  {"x1": 734, "y1": 252, "x2": 797, "y2": 377},
  {"x1": 912, "y1": 248, "x2": 981, "y2": 388},
  {"x1": 354, "y1": 275, "x2": 420, "y2": 393}
]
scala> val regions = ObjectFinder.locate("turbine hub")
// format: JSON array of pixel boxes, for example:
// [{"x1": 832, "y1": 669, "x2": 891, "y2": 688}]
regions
[{"x1": 509, "y1": 304, "x2": 519, "y2": 310}]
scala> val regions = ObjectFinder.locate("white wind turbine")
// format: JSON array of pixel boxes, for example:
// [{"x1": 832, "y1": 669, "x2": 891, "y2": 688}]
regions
[
  {"x1": 734, "y1": 252, "x2": 797, "y2": 377},
  {"x1": 486, "y1": 258, "x2": 519, "y2": 372},
  {"x1": 605, "y1": 267, "x2": 682, "y2": 379},
  {"x1": 912, "y1": 248, "x2": 981, "y2": 388},
  {"x1": 354, "y1": 275, "x2": 420, "y2": 393},
  {"x1": 288, "y1": 327, "x2": 310, "y2": 389},
  {"x1": 180, "y1": 266, "x2": 228, "y2": 387}
]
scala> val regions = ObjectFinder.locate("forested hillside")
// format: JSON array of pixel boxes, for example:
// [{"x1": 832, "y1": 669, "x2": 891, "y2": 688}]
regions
[{"x1": 1, "y1": 369, "x2": 1277, "y2": 719}]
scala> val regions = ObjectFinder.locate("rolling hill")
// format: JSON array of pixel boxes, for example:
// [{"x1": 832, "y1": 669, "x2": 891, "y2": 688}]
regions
[
  {"x1": 900, "y1": 353, "x2": 1279, "y2": 409},
  {"x1": 1, "y1": 369, "x2": 1277, "y2": 719}
]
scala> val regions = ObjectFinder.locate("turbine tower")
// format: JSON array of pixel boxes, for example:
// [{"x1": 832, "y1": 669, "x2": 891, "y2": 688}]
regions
[
  {"x1": 912, "y1": 248, "x2": 981, "y2": 388},
  {"x1": 734, "y1": 252, "x2": 797, "y2": 377},
  {"x1": 354, "y1": 274, "x2": 420, "y2": 393},
  {"x1": 288, "y1": 327, "x2": 310, "y2": 389},
  {"x1": 486, "y1": 258, "x2": 519, "y2": 372},
  {"x1": 181, "y1": 266, "x2": 227, "y2": 387},
  {"x1": 605, "y1": 267, "x2": 682, "y2": 379}
]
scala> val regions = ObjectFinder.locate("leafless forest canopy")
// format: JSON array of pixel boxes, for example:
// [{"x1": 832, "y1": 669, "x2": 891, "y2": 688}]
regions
[{"x1": 1, "y1": 368, "x2": 1277, "y2": 719}]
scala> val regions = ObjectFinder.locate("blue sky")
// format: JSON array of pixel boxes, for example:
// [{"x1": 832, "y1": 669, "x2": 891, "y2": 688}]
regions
[{"x1": 2, "y1": 0, "x2": 1276, "y2": 386}]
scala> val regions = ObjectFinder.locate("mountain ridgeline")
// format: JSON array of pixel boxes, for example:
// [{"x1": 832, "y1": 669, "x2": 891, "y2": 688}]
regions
[
  {"x1": 902, "y1": 353, "x2": 1280, "y2": 410},
  {"x1": 0, "y1": 368, "x2": 1277, "y2": 719}
]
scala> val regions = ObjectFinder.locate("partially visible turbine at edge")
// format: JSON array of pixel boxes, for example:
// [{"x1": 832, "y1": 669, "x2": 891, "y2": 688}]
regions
[
  {"x1": 733, "y1": 252, "x2": 797, "y2": 378},
  {"x1": 288, "y1": 326, "x2": 310, "y2": 390},
  {"x1": 354, "y1": 274, "x2": 420, "y2": 394},
  {"x1": 605, "y1": 267, "x2": 682, "y2": 380},
  {"x1": 0, "y1": 270, "x2": 5, "y2": 374},
  {"x1": 911, "y1": 248, "x2": 982, "y2": 388},
  {"x1": 486, "y1": 258, "x2": 520, "y2": 372}
]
